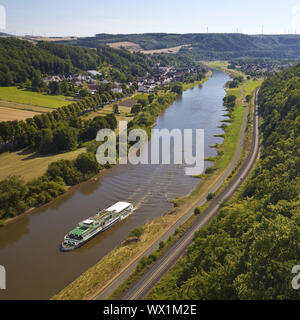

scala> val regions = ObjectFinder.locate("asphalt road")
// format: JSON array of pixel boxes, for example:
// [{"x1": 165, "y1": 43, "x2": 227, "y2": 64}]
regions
[{"x1": 121, "y1": 88, "x2": 260, "y2": 300}]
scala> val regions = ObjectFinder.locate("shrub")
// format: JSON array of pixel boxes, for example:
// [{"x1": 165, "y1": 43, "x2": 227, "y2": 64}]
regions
[
  {"x1": 194, "y1": 207, "x2": 201, "y2": 215},
  {"x1": 128, "y1": 226, "x2": 144, "y2": 238},
  {"x1": 207, "y1": 192, "x2": 215, "y2": 201}
]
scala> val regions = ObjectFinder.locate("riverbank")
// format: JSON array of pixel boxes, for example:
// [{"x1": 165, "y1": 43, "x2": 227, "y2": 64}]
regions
[
  {"x1": 52, "y1": 69, "x2": 261, "y2": 300},
  {"x1": 0, "y1": 72, "x2": 212, "y2": 227},
  {"x1": 106, "y1": 75, "x2": 261, "y2": 300}
]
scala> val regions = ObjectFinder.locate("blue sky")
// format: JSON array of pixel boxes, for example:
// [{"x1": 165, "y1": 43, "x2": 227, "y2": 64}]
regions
[{"x1": 1, "y1": 0, "x2": 300, "y2": 36}]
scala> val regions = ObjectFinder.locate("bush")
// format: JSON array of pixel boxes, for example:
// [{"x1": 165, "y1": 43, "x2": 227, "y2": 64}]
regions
[
  {"x1": 171, "y1": 83, "x2": 183, "y2": 95},
  {"x1": 75, "y1": 152, "x2": 100, "y2": 175},
  {"x1": 205, "y1": 166, "x2": 215, "y2": 174},
  {"x1": 149, "y1": 252, "x2": 158, "y2": 262},
  {"x1": 194, "y1": 207, "x2": 201, "y2": 215},
  {"x1": 131, "y1": 103, "x2": 142, "y2": 114},
  {"x1": 159, "y1": 241, "x2": 165, "y2": 249},
  {"x1": 129, "y1": 226, "x2": 144, "y2": 238},
  {"x1": 206, "y1": 192, "x2": 215, "y2": 201},
  {"x1": 47, "y1": 159, "x2": 83, "y2": 186}
]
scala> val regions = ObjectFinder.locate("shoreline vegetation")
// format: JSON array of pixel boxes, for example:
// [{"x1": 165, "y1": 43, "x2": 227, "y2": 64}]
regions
[
  {"x1": 0, "y1": 71, "x2": 211, "y2": 227},
  {"x1": 52, "y1": 65, "x2": 261, "y2": 300},
  {"x1": 107, "y1": 66, "x2": 261, "y2": 300},
  {"x1": 147, "y1": 63, "x2": 300, "y2": 300}
]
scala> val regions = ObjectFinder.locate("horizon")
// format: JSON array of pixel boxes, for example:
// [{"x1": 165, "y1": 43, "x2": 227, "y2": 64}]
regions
[
  {"x1": 4, "y1": 32, "x2": 300, "y2": 38},
  {"x1": 0, "y1": 0, "x2": 300, "y2": 37}
]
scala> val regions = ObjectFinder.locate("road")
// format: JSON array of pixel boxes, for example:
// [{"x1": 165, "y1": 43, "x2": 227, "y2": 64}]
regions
[
  {"x1": 121, "y1": 88, "x2": 260, "y2": 300},
  {"x1": 94, "y1": 83, "x2": 258, "y2": 300}
]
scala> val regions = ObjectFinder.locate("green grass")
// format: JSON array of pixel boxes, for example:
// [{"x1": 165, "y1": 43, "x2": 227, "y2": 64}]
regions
[
  {"x1": 244, "y1": 79, "x2": 263, "y2": 96},
  {"x1": 203, "y1": 61, "x2": 244, "y2": 78},
  {"x1": 212, "y1": 79, "x2": 261, "y2": 172},
  {"x1": 0, "y1": 87, "x2": 74, "y2": 109}
]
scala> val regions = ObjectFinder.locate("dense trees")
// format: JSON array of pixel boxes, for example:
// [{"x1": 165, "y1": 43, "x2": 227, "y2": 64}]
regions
[
  {"x1": 0, "y1": 38, "x2": 161, "y2": 88},
  {"x1": 61, "y1": 33, "x2": 300, "y2": 60},
  {"x1": 0, "y1": 88, "x2": 120, "y2": 151},
  {"x1": 171, "y1": 83, "x2": 183, "y2": 95},
  {"x1": 0, "y1": 175, "x2": 67, "y2": 222},
  {"x1": 0, "y1": 38, "x2": 73, "y2": 87},
  {"x1": 148, "y1": 63, "x2": 300, "y2": 300}
]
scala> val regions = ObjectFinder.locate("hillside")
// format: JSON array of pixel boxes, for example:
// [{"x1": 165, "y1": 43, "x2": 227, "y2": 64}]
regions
[
  {"x1": 147, "y1": 63, "x2": 300, "y2": 300},
  {"x1": 0, "y1": 38, "x2": 165, "y2": 87},
  {"x1": 57, "y1": 33, "x2": 300, "y2": 60}
]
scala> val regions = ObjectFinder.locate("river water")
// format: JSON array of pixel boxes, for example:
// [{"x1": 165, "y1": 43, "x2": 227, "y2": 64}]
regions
[{"x1": 0, "y1": 70, "x2": 230, "y2": 299}]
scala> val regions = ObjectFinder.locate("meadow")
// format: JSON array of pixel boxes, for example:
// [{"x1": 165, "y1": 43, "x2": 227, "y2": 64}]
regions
[{"x1": 0, "y1": 87, "x2": 73, "y2": 109}]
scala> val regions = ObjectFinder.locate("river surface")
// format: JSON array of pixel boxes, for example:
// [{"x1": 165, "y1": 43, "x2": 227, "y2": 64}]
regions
[{"x1": 0, "y1": 70, "x2": 230, "y2": 299}]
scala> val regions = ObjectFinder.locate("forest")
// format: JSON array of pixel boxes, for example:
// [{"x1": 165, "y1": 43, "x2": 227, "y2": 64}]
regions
[
  {"x1": 148, "y1": 63, "x2": 300, "y2": 300},
  {"x1": 0, "y1": 38, "x2": 161, "y2": 87},
  {"x1": 58, "y1": 33, "x2": 300, "y2": 59}
]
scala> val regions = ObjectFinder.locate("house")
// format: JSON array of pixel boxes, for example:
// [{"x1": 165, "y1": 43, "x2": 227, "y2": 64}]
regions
[
  {"x1": 87, "y1": 70, "x2": 102, "y2": 77},
  {"x1": 73, "y1": 74, "x2": 87, "y2": 82},
  {"x1": 44, "y1": 75, "x2": 61, "y2": 84},
  {"x1": 138, "y1": 85, "x2": 147, "y2": 93},
  {"x1": 113, "y1": 86, "x2": 123, "y2": 94},
  {"x1": 87, "y1": 84, "x2": 99, "y2": 91}
]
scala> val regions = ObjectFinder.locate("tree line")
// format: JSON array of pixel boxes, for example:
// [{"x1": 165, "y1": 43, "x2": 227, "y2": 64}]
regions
[
  {"x1": 0, "y1": 85, "x2": 134, "y2": 151},
  {"x1": 0, "y1": 88, "x2": 179, "y2": 223}
]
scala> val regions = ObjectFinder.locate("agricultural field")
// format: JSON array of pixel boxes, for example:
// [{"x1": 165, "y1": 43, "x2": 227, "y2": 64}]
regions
[
  {"x1": 0, "y1": 106, "x2": 41, "y2": 122},
  {"x1": 0, "y1": 87, "x2": 73, "y2": 109},
  {"x1": 0, "y1": 147, "x2": 86, "y2": 182},
  {"x1": 119, "y1": 98, "x2": 137, "y2": 108},
  {"x1": 0, "y1": 100, "x2": 53, "y2": 113},
  {"x1": 107, "y1": 41, "x2": 142, "y2": 52},
  {"x1": 142, "y1": 44, "x2": 190, "y2": 55},
  {"x1": 106, "y1": 41, "x2": 190, "y2": 55},
  {"x1": 81, "y1": 104, "x2": 134, "y2": 124},
  {"x1": 0, "y1": 100, "x2": 53, "y2": 122}
]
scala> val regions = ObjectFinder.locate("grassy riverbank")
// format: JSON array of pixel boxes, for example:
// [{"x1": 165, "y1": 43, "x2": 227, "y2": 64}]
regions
[
  {"x1": 106, "y1": 73, "x2": 262, "y2": 300},
  {"x1": 53, "y1": 71, "x2": 259, "y2": 301},
  {"x1": 52, "y1": 70, "x2": 262, "y2": 301}
]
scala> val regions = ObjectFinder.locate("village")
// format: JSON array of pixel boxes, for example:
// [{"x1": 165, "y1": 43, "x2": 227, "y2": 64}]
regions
[
  {"x1": 43, "y1": 64, "x2": 201, "y2": 96},
  {"x1": 136, "y1": 64, "x2": 201, "y2": 93},
  {"x1": 229, "y1": 60, "x2": 295, "y2": 77}
]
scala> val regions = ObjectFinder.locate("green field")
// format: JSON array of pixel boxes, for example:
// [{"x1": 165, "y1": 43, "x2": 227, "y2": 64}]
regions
[{"x1": 0, "y1": 87, "x2": 73, "y2": 109}]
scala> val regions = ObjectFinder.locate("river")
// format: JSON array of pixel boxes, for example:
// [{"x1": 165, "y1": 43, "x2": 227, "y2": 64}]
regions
[{"x1": 0, "y1": 70, "x2": 230, "y2": 299}]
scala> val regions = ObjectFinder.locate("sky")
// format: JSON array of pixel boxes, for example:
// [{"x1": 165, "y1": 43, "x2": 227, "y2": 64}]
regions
[{"x1": 0, "y1": 0, "x2": 300, "y2": 37}]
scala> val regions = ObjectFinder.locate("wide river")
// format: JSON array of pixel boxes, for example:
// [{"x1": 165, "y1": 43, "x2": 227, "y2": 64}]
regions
[{"x1": 0, "y1": 70, "x2": 230, "y2": 299}]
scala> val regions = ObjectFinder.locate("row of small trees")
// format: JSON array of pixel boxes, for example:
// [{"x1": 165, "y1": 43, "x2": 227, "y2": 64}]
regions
[{"x1": 0, "y1": 85, "x2": 135, "y2": 151}]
